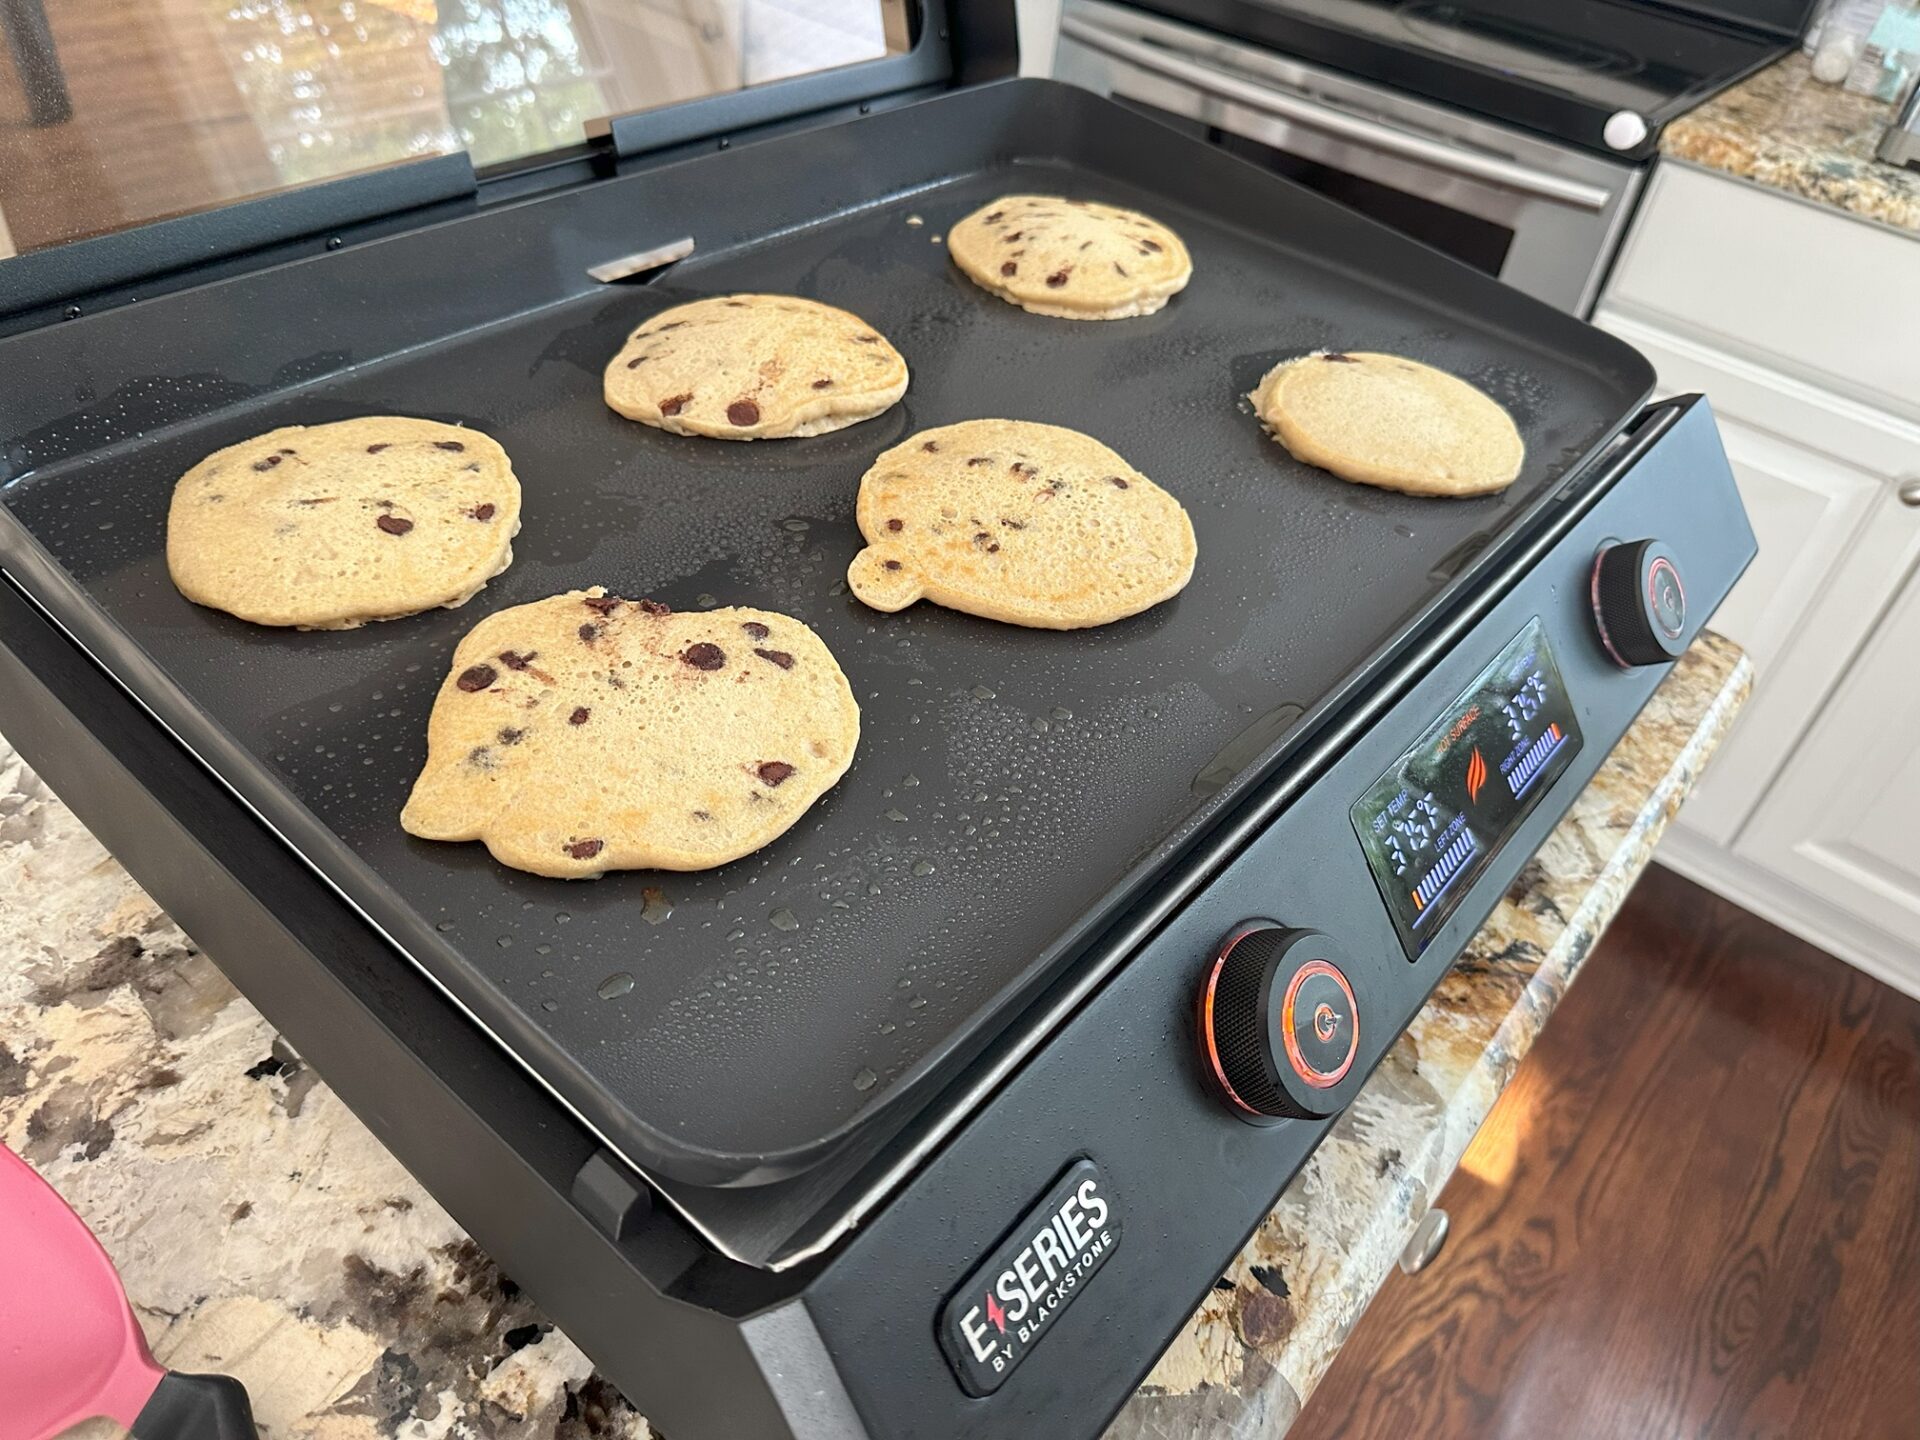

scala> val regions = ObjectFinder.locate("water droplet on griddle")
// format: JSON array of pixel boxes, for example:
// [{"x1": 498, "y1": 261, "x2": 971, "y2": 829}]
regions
[
  {"x1": 696, "y1": 593, "x2": 718, "y2": 608},
  {"x1": 782, "y1": 518, "x2": 810, "y2": 532},
  {"x1": 853, "y1": 1067, "x2": 878, "y2": 1092},
  {"x1": 540, "y1": 999, "x2": 559, "y2": 1012},
  {"x1": 970, "y1": 684, "x2": 996, "y2": 700},
  {"x1": 908, "y1": 995, "x2": 928, "y2": 1010},
  {"x1": 641, "y1": 887, "x2": 673, "y2": 925},
  {"x1": 1030, "y1": 716, "x2": 1050, "y2": 734},
  {"x1": 769, "y1": 908, "x2": 800, "y2": 931},
  {"x1": 1051, "y1": 706, "x2": 1073, "y2": 720},
  {"x1": 885, "y1": 808, "x2": 908, "y2": 822},
  {"x1": 901, "y1": 773, "x2": 920, "y2": 787},
  {"x1": 912, "y1": 859, "x2": 935, "y2": 877},
  {"x1": 598, "y1": 972, "x2": 636, "y2": 1000}
]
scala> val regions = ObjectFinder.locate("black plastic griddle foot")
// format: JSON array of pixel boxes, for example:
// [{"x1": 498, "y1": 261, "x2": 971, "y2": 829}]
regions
[
  {"x1": 573, "y1": 1148, "x2": 653, "y2": 1241},
  {"x1": 132, "y1": 1371, "x2": 260, "y2": 1440}
]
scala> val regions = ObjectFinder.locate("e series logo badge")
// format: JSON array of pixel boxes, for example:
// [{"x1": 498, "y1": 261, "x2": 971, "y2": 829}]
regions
[{"x1": 937, "y1": 1158, "x2": 1121, "y2": 1397}]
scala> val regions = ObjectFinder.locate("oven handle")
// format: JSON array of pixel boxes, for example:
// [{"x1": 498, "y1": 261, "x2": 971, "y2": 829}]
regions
[{"x1": 1059, "y1": 15, "x2": 1614, "y2": 212}]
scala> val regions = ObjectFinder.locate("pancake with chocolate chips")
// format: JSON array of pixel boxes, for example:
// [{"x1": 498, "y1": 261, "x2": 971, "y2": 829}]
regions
[
  {"x1": 846, "y1": 419, "x2": 1196, "y2": 629},
  {"x1": 603, "y1": 293, "x2": 908, "y2": 439},
  {"x1": 401, "y1": 589, "x2": 860, "y2": 877},
  {"x1": 1251, "y1": 351, "x2": 1525, "y2": 497},
  {"x1": 948, "y1": 195, "x2": 1192, "y2": 320},
  {"x1": 165, "y1": 416, "x2": 521, "y2": 629}
]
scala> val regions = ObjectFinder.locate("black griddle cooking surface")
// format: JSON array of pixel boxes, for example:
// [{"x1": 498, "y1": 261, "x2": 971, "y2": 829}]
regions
[{"x1": 0, "y1": 80, "x2": 1650, "y2": 1193}]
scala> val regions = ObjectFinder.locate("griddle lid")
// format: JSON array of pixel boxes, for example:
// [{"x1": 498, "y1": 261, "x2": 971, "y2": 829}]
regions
[{"x1": 0, "y1": 0, "x2": 1012, "y2": 328}]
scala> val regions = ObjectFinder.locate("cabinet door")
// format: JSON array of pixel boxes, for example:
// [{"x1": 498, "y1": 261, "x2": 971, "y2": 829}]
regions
[
  {"x1": 1742, "y1": 527, "x2": 1920, "y2": 987},
  {"x1": 1594, "y1": 311, "x2": 1919, "y2": 842}
]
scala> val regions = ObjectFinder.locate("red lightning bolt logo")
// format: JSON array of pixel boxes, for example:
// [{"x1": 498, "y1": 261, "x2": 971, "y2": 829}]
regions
[{"x1": 986, "y1": 1292, "x2": 1007, "y2": 1333}]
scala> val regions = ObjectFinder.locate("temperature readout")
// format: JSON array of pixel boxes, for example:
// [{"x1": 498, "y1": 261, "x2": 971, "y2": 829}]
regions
[{"x1": 1351, "y1": 619, "x2": 1583, "y2": 958}]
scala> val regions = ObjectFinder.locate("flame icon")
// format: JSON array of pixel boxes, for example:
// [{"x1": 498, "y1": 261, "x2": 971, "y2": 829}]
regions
[
  {"x1": 1465, "y1": 746, "x2": 1488, "y2": 805},
  {"x1": 986, "y1": 1292, "x2": 1007, "y2": 1334}
]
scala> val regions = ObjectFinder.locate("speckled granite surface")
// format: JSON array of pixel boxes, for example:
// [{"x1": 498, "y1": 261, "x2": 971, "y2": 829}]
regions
[
  {"x1": 1663, "y1": 53, "x2": 1920, "y2": 234},
  {"x1": 1, "y1": 634, "x2": 1749, "y2": 1440}
]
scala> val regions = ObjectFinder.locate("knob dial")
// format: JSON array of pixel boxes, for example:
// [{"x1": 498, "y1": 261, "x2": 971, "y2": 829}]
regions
[
  {"x1": 1197, "y1": 926, "x2": 1360, "y2": 1122},
  {"x1": 1591, "y1": 539, "x2": 1688, "y2": 668}
]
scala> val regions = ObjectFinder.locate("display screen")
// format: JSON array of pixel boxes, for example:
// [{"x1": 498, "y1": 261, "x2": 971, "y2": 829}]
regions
[{"x1": 1351, "y1": 619, "x2": 1583, "y2": 958}]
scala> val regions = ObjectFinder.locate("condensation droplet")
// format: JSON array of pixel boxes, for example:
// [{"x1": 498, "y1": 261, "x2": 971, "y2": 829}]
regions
[
  {"x1": 769, "y1": 908, "x2": 800, "y2": 931},
  {"x1": 852, "y1": 1067, "x2": 878, "y2": 1091},
  {"x1": 598, "y1": 972, "x2": 636, "y2": 1000}
]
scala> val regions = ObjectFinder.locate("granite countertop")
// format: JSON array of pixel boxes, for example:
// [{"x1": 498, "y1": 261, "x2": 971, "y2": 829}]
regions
[
  {"x1": 1663, "y1": 53, "x2": 1920, "y2": 234},
  {"x1": 1, "y1": 633, "x2": 1750, "y2": 1440}
]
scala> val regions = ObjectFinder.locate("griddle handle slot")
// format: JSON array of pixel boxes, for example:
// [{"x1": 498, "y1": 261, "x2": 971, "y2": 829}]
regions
[{"x1": 573, "y1": 1148, "x2": 654, "y2": 1241}]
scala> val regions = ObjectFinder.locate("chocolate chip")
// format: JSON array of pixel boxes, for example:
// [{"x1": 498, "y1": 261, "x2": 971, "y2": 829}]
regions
[
  {"x1": 757, "y1": 761, "x2": 795, "y2": 786},
  {"x1": 566, "y1": 839, "x2": 604, "y2": 860},
  {"x1": 921, "y1": 440, "x2": 939, "y2": 452},
  {"x1": 683, "y1": 642, "x2": 726, "y2": 671},
  {"x1": 456, "y1": 664, "x2": 497, "y2": 692},
  {"x1": 967, "y1": 456, "x2": 992, "y2": 467},
  {"x1": 659, "y1": 393, "x2": 693, "y2": 416},
  {"x1": 812, "y1": 378, "x2": 833, "y2": 389},
  {"x1": 366, "y1": 443, "x2": 390, "y2": 454},
  {"x1": 499, "y1": 650, "x2": 535, "y2": 670},
  {"x1": 1114, "y1": 263, "x2": 1129, "y2": 277},
  {"x1": 1004, "y1": 231, "x2": 1022, "y2": 242},
  {"x1": 578, "y1": 623, "x2": 600, "y2": 643},
  {"x1": 854, "y1": 334, "x2": 880, "y2": 344},
  {"x1": 973, "y1": 531, "x2": 992, "y2": 546},
  {"x1": 1079, "y1": 240, "x2": 1092, "y2": 250},
  {"x1": 1046, "y1": 269, "x2": 1071, "y2": 288},
  {"x1": 376, "y1": 514, "x2": 414, "y2": 535},
  {"x1": 741, "y1": 621, "x2": 770, "y2": 639},
  {"x1": 434, "y1": 440, "x2": 465, "y2": 451},
  {"x1": 984, "y1": 210, "x2": 1004, "y2": 222},
  {"x1": 1323, "y1": 352, "x2": 1358, "y2": 363},
  {"x1": 637, "y1": 599, "x2": 671, "y2": 616},
  {"x1": 1011, "y1": 461, "x2": 1036, "y2": 476},
  {"x1": 582, "y1": 595, "x2": 621, "y2": 615},
  {"x1": 569, "y1": 706, "x2": 591, "y2": 725},
  {"x1": 755, "y1": 648, "x2": 795, "y2": 670},
  {"x1": 724, "y1": 300, "x2": 747, "y2": 308},
  {"x1": 884, "y1": 559, "x2": 903, "y2": 571},
  {"x1": 251, "y1": 454, "x2": 282, "y2": 471},
  {"x1": 1001, "y1": 517, "x2": 1025, "y2": 529},
  {"x1": 1000, "y1": 261, "x2": 1018, "y2": 277},
  {"x1": 657, "y1": 321, "x2": 687, "y2": 331},
  {"x1": 626, "y1": 355, "x2": 646, "y2": 369},
  {"x1": 886, "y1": 518, "x2": 903, "y2": 532},
  {"x1": 1108, "y1": 475, "x2": 1129, "y2": 489},
  {"x1": 1140, "y1": 239, "x2": 1162, "y2": 252},
  {"x1": 469, "y1": 502, "x2": 496, "y2": 521},
  {"x1": 498, "y1": 727, "x2": 526, "y2": 745},
  {"x1": 728, "y1": 399, "x2": 761, "y2": 426}
]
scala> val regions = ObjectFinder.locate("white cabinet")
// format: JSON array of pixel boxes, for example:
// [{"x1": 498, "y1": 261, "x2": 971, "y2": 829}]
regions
[
  {"x1": 1741, "y1": 544, "x2": 1920, "y2": 990},
  {"x1": 1595, "y1": 159, "x2": 1920, "y2": 998}
]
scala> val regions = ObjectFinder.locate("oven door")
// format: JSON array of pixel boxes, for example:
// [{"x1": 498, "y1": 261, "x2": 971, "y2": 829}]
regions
[{"x1": 1054, "y1": 0, "x2": 1644, "y2": 315}]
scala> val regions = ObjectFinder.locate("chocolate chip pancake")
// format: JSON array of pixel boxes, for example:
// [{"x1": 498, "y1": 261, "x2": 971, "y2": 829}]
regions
[
  {"x1": 1251, "y1": 351, "x2": 1525, "y2": 497},
  {"x1": 846, "y1": 419, "x2": 1197, "y2": 629},
  {"x1": 165, "y1": 416, "x2": 521, "y2": 629},
  {"x1": 948, "y1": 195, "x2": 1192, "y2": 320},
  {"x1": 401, "y1": 590, "x2": 860, "y2": 877},
  {"x1": 603, "y1": 294, "x2": 909, "y2": 439}
]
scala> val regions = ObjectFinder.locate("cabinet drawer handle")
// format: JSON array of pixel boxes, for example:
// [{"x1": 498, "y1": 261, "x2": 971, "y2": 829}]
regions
[{"x1": 1901, "y1": 478, "x2": 1920, "y2": 507}]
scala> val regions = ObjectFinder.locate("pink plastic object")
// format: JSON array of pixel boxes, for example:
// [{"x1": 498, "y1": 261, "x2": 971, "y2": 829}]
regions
[{"x1": 0, "y1": 1144, "x2": 256, "y2": 1440}]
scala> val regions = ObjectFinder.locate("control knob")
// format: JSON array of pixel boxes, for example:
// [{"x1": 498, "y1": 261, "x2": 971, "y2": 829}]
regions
[
  {"x1": 1197, "y1": 926, "x2": 1361, "y2": 1122},
  {"x1": 1591, "y1": 538, "x2": 1688, "y2": 668}
]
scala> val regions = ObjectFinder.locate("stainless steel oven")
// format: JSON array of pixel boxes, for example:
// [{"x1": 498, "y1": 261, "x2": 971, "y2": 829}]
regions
[{"x1": 1054, "y1": 0, "x2": 1647, "y2": 315}]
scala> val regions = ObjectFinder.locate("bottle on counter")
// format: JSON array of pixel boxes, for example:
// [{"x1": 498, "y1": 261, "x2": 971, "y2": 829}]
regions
[{"x1": 1812, "y1": 0, "x2": 1892, "y2": 82}]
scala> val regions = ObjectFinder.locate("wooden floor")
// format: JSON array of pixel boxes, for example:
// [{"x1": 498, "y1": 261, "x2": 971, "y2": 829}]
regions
[{"x1": 1296, "y1": 864, "x2": 1920, "y2": 1440}]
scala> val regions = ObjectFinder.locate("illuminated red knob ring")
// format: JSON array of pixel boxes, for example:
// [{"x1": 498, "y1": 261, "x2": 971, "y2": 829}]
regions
[
  {"x1": 1591, "y1": 539, "x2": 1688, "y2": 669},
  {"x1": 1199, "y1": 927, "x2": 1360, "y2": 1121}
]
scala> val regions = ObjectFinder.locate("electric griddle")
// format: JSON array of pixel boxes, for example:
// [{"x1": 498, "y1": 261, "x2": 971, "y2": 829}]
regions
[{"x1": 0, "y1": 5, "x2": 1755, "y2": 1435}]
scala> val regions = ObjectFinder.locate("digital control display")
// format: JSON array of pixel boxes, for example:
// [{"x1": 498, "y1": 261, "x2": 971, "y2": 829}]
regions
[{"x1": 1351, "y1": 619, "x2": 1583, "y2": 958}]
